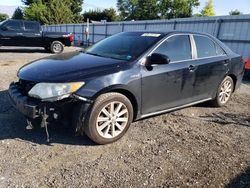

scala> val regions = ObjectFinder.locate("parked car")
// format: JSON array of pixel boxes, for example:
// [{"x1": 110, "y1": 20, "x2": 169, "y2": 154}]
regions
[
  {"x1": 8, "y1": 31, "x2": 245, "y2": 144},
  {"x1": 0, "y1": 19, "x2": 72, "y2": 53}
]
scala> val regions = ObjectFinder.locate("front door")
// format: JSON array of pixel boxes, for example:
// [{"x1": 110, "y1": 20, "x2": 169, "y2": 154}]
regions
[
  {"x1": 0, "y1": 20, "x2": 24, "y2": 46},
  {"x1": 141, "y1": 34, "x2": 196, "y2": 115}
]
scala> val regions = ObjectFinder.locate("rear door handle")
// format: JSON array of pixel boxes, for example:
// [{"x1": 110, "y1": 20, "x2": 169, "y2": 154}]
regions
[
  {"x1": 16, "y1": 33, "x2": 23, "y2": 35},
  {"x1": 188, "y1": 65, "x2": 196, "y2": 72},
  {"x1": 224, "y1": 59, "x2": 230, "y2": 66}
]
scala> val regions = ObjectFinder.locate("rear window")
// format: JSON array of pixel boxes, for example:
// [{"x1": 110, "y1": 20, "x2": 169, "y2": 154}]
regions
[
  {"x1": 24, "y1": 22, "x2": 40, "y2": 32},
  {"x1": 194, "y1": 35, "x2": 224, "y2": 58}
]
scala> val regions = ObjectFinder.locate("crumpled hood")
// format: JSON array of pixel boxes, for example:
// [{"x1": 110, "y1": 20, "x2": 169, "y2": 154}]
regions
[{"x1": 18, "y1": 51, "x2": 125, "y2": 82}]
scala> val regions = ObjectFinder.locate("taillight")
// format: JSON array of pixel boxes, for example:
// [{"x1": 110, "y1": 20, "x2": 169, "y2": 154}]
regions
[
  {"x1": 245, "y1": 57, "x2": 250, "y2": 70},
  {"x1": 69, "y1": 34, "x2": 73, "y2": 42}
]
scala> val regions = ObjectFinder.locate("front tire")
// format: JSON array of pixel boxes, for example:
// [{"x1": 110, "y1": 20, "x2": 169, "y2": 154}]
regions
[
  {"x1": 50, "y1": 41, "x2": 64, "y2": 54},
  {"x1": 211, "y1": 76, "x2": 234, "y2": 107},
  {"x1": 84, "y1": 92, "x2": 133, "y2": 144}
]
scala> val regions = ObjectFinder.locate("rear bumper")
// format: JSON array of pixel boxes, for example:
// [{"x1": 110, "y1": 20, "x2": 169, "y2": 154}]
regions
[{"x1": 64, "y1": 40, "x2": 73, "y2": 47}]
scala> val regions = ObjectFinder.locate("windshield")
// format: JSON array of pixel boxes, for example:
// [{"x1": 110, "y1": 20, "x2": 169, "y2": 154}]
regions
[{"x1": 85, "y1": 32, "x2": 164, "y2": 61}]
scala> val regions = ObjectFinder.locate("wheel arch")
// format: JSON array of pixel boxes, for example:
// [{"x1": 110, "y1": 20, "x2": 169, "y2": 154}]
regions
[
  {"x1": 92, "y1": 85, "x2": 139, "y2": 121},
  {"x1": 44, "y1": 38, "x2": 65, "y2": 47},
  {"x1": 227, "y1": 74, "x2": 237, "y2": 92}
]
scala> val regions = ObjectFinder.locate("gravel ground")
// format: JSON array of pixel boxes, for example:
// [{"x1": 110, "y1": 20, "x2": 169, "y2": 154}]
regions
[{"x1": 0, "y1": 47, "x2": 249, "y2": 188}]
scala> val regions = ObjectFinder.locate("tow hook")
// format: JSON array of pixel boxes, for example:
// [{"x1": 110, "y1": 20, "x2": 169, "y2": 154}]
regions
[
  {"x1": 41, "y1": 106, "x2": 50, "y2": 142},
  {"x1": 25, "y1": 106, "x2": 55, "y2": 143}
]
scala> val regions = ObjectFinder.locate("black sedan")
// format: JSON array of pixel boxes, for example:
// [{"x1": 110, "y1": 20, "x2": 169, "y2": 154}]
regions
[{"x1": 8, "y1": 31, "x2": 245, "y2": 144}]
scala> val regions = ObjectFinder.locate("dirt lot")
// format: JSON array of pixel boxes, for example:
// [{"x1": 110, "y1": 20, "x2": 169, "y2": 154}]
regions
[{"x1": 0, "y1": 47, "x2": 249, "y2": 188}]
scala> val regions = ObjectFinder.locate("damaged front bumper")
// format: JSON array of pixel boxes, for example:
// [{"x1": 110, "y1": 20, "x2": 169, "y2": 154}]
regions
[
  {"x1": 8, "y1": 82, "x2": 92, "y2": 120},
  {"x1": 8, "y1": 82, "x2": 92, "y2": 141},
  {"x1": 9, "y1": 83, "x2": 40, "y2": 119}
]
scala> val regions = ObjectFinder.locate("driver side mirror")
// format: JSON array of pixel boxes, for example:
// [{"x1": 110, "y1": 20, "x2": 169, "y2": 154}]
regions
[{"x1": 146, "y1": 53, "x2": 170, "y2": 66}]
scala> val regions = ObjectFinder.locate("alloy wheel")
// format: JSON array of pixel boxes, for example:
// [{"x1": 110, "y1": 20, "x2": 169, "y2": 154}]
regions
[
  {"x1": 219, "y1": 80, "x2": 232, "y2": 104},
  {"x1": 96, "y1": 101, "x2": 129, "y2": 139}
]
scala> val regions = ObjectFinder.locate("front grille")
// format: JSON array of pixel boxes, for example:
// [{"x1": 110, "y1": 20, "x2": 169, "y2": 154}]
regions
[{"x1": 18, "y1": 79, "x2": 37, "y2": 96}]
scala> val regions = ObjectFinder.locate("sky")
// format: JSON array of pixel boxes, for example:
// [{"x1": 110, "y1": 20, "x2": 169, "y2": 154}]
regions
[{"x1": 0, "y1": 0, "x2": 249, "y2": 17}]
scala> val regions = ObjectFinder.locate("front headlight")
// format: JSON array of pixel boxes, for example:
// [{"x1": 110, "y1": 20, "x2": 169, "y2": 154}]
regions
[{"x1": 28, "y1": 82, "x2": 85, "y2": 101}]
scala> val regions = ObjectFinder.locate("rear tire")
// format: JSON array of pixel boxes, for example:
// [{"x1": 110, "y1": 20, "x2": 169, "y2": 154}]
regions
[
  {"x1": 50, "y1": 41, "x2": 64, "y2": 54},
  {"x1": 211, "y1": 76, "x2": 234, "y2": 107},
  {"x1": 84, "y1": 92, "x2": 133, "y2": 144}
]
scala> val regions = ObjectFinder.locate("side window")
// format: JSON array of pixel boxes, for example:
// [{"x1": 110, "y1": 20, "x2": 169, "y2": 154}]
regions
[
  {"x1": 24, "y1": 22, "x2": 40, "y2": 32},
  {"x1": 4, "y1": 20, "x2": 22, "y2": 31},
  {"x1": 194, "y1": 35, "x2": 224, "y2": 58},
  {"x1": 153, "y1": 35, "x2": 192, "y2": 62}
]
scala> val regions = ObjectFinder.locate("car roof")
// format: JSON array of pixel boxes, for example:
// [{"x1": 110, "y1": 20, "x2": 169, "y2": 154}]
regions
[
  {"x1": 124, "y1": 30, "x2": 212, "y2": 37},
  {"x1": 122, "y1": 30, "x2": 234, "y2": 54}
]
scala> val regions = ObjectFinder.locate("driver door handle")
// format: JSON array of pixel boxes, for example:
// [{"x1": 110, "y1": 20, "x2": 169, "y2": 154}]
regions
[
  {"x1": 188, "y1": 65, "x2": 196, "y2": 72},
  {"x1": 224, "y1": 59, "x2": 230, "y2": 66},
  {"x1": 16, "y1": 33, "x2": 23, "y2": 35}
]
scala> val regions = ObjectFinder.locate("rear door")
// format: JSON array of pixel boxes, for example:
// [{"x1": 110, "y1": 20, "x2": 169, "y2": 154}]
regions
[
  {"x1": 0, "y1": 20, "x2": 24, "y2": 46},
  {"x1": 141, "y1": 34, "x2": 197, "y2": 115},
  {"x1": 191, "y1": 34, "x2": 229, "y2": 100},
  {"x1": 22, "y1": 21, "x2": 43, "y2": 47}
]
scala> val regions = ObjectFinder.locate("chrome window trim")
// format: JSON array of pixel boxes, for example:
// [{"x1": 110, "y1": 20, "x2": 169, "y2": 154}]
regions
[
  {"x1": 192, "y1": 34, "x2": 226, "y2": 58},
  {"x1": 140, "y1": 33, "x2": 228, "y2": 66},
  {"x1": 140, "y1": 33, "x2": 192, "y2": 65},
  {"x1": 190, "y1": 34, "x2": 197, "y2": 59},
  {"x1": 149, "y1": 54, "x2": 228, "y2": 66},
  {"x1": 191, "y1": 54, "x2": 227, "y2": 61}
]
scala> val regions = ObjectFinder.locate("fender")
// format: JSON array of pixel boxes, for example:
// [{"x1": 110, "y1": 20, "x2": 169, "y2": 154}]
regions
[
  {"x1": 75, "y1": 82, "x2": 142, "y2": 120},
  {"x1": 75, "y1": 62, "x2": 142, "y2": 105}
]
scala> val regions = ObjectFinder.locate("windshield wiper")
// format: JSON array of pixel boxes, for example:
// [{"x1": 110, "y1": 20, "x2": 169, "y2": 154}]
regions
[
  {"x1": 86, "y1": 52, "x2": 129, "y2": 61},
  {"x1": 86, "y1": 52, "x2": 104, "y2": 57}
]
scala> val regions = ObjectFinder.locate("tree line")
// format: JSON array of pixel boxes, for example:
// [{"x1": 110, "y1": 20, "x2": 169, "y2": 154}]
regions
[{"x1": 0, "y1": 0, "x2": 244, "y2": 24}]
